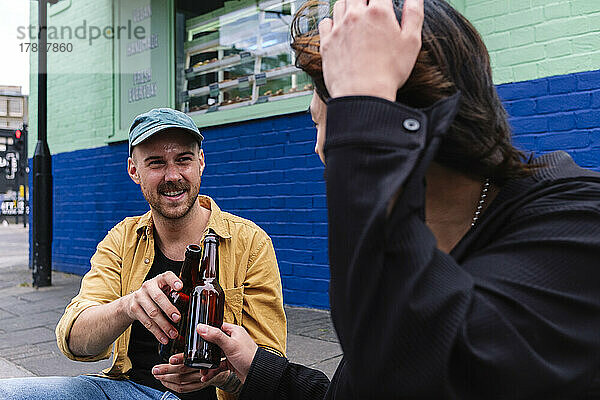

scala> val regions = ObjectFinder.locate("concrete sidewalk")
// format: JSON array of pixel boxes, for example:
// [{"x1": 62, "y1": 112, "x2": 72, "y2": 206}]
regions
[{"x1": 0, "y1": 225, "x2": 341, "y2": 380}]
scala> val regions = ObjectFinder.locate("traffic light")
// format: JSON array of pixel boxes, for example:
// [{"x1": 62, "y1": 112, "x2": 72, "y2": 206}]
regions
[{"x1": 14, "y1": 129, "x2": 23, "y2": 151}]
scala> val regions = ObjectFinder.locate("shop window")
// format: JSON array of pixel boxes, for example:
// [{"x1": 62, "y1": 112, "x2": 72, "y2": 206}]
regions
[{"x1": 175, "y1": 0, "x2": 312, "y2": 115}]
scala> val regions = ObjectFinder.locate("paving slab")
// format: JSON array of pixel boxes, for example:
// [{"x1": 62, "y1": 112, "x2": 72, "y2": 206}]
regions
[
  {"x1": 285, "y1": 305, "x2": 339, "y2": 343},
  {"x1": 16, "y1": 351, "x2": 112, "y2": 377},
  {"x1": 0, "y1": 342, "x2": 56, "y2": 362},
  {"x1": 310, "y1": 354, "x2": 343, "y2": 379},
  {"x1": 0, "y1": 357, "x2": 35, "y2": 379},
  {"x1": 0, "y1": 310, "x2": 63, "y2": 332},
  {"x1": 0, "y1": 309, "x2": 18, "y2": 320},
  {"x1": 0, "y1": 327, "x2": 56, "y2": 350},
  {"x1": 286, "y1": 333, "x2": 343, "y2": 373}
]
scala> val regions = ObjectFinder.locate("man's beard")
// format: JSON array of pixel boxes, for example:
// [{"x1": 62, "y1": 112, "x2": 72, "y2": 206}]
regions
[{"x1": 141, "y1": 179, "x2": 201, "y2": 220}]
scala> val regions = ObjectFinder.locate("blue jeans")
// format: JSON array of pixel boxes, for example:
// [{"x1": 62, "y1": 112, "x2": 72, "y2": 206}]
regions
[{"x1": 0, "y1": 375, "x2": 180, "y2": 400}]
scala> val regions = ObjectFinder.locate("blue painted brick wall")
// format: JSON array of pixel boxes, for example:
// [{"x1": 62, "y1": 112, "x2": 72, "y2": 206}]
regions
[
  {"x1": 33, "y1": 111, "x2": 330, "y2": 309},
  {"x1": 32, "y1": 69, "x2": 600, "y2": 310},
  {"x1": 499, "y1": 69, "x2": 600, "y2": 170},
  {"x1": 200, "y1": 113, "x2": 329, "y2": 309}
]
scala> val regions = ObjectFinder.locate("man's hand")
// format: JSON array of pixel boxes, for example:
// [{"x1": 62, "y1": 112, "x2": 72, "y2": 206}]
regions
[
  {"x1": 121, "y1": 271, "x2": 183, "y2": 344},
  {"x1": 196, "y1": 322, "x2": 258, "y2": 384},
  {"x1": 318, "y1": 0, "x2": 424, "y2": 101},
  {"x1": 152, "y1": 353, "x2": 230, "y2": 393},
  {"x1": 68, "y1": 271, "x2": 182, "y2": 357}
]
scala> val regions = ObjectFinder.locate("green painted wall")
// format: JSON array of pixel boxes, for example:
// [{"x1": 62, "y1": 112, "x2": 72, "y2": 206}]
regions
[
  {"x1": 111, "y1": 0, "x2": 175, "y2": 142},
  {"x1": 464, "y1": 0, "x2": 600, "y2": 84},
  {"x1": 29, "y1": 0, "x2": 600, "y2": 156},
  {"x1": 448, "y1": 0, "x2": 465, "y2": 13},
  {"x1": 29, "y1": 0, "x2": 114, "y2": 157}
]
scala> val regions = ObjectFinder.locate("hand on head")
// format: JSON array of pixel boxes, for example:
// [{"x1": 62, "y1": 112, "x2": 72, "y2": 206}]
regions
[
  {"x1": 122, "y1": 271, "x2": 183, "y2": 344},
  {"x1": 318, "y1": 0, "x2": 424, "y2": 101}
]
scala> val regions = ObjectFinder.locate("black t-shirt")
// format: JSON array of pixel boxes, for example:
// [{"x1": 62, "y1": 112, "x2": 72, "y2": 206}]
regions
[{"x1": 127, "y1": 242, "x2": 217, "y2": 400}]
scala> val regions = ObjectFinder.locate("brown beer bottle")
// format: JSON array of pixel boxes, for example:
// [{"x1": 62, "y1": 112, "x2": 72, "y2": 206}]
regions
[
  {"x1": 184, "y1": 232, "x2": 225, "y2": 369},
  {"x1": 158, "y1": 244, "x2": 201, "y2": 362}
]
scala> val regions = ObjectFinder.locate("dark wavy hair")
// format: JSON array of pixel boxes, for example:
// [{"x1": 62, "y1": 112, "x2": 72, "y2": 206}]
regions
[{"x1": 291, "y1": 0, "x2": 535, "y2": 184}]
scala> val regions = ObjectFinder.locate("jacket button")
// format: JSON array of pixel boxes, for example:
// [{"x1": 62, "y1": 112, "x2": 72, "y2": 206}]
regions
[
  {"x1": 403, "y1": 118, "x2": 420, "y2": 132},
  {"x1": 144, "y1": 258, "x2": 150, "y2": 264}
]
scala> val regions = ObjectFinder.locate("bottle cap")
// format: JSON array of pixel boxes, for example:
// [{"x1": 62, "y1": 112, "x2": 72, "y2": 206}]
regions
[
  {"x1": 203, "y1": 233, "x2": 219, "y2": 244},
  {"x1": 185, "y1": 244, "x2": 202, "y2": 256}
]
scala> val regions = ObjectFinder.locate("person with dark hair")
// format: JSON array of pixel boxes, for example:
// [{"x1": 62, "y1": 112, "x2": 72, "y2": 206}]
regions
[{"x1": 190, "y1": 0, "x2": 600, "y2": 398}]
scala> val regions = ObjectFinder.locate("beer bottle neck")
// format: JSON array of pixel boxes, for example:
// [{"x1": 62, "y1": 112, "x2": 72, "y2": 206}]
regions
[
  {"x1": 202, "y1": 241, "x2": 219, "y2": 280},
  {"x1": 179, "y1": 262, "x2": 196, "y2": 288},
  {"x1": 179, "y1": 246, "x2": 201, "y2": 290}
]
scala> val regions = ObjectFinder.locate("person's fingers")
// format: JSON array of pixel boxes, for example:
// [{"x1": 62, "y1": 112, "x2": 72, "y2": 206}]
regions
[
  {"x1": 158, "y1": 381, "x2": 203, "y2": 394},
  {"x1": 136, "y1": 292, "x2": 177, "y2": 340},
  {"x1": 169, "y1": 353, "x2": 184, "y2": 365},
  {"x1": 155, "y1": 373, "x2": 208, "y2": 393},
  {"x1": 167, "y1": 353, "x2": 227, "y2": 383},
  {"x1": 133, "y1": 303, "x2": 170, "y2": 344},
  {"x1": 197, "y1": 322, "x2": 257, "y2": 384},
  {"x1": 196, "y1": 323, "x2": 233, "y2": 352},
  {"x1": 157, "y1": 370, "x2": 200, "y2": 384},
  {"x1": 318, "y1": 17, "x2": 333, "y2": 40},
  {"x1": 157, "y1": 271, "x2": 182, "y2": 291},
  {"x1": 152, "y1": 273, "x2": 183, "y2": 322},
  {"x1": 333, "y1": 0, "x2": 346, "y2": 26},
  {"x1": 153, "y1": 364, "x2": 211, "y2": 393},
  {"x1": 200, "y1": 365, "x2": 226, "y2": 383},
  {"x1": 368, "y1": 0, "x2": 392, "y2": 7},
  {"x1": 152, "y1": 362, "x2": 195, "y2": 376},
  {"x1": 400, "y1": 0, "x2": 424, "y2": 35},
  {"x1": 346, "y1": 0, "x2": 366, "y2": 10},
  {"x1": 220, "y1": 322, "x2": 238, "y2": 335}
]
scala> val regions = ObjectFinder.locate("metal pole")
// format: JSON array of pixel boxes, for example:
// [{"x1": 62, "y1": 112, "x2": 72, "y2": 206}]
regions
[
  {"x1": 33, "y1": 0, "x2": 52, "y2": 287},
  {"x1": 15, "y1": 169, "x2": 19, "y2": 226},
  {"x1": 23, "y1": 124, "x2": 28, "y2": 228}
]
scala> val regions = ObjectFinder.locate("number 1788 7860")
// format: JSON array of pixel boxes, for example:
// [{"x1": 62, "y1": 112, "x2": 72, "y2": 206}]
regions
[{"x1": 19, "y1": 42, "x2": 73, "y2": 52}]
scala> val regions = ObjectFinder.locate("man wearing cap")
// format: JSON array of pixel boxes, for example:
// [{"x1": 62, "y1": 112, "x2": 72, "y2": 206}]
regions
[{"x1": 0, "y1": 108, "x2": 286, "y2": 400}]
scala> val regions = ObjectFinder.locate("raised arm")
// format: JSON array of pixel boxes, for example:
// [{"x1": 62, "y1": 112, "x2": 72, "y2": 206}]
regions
[{"x1": 324, "y1": 94, "x2": 600, "y2": 398}]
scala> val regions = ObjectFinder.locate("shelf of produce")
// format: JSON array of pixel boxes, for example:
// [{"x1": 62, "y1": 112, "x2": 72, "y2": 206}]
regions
[{"x1": 185, "y1": 65, "x2": 300, "y2": 98}]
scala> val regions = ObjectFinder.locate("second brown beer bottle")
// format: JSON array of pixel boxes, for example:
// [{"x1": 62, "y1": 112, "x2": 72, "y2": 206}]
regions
[
  {"x1": 184, "y1": 232, "x2": 225, "y2": 369},
  {"x1": 158, "y1": 243, "x2": 201, "y2": 362}
]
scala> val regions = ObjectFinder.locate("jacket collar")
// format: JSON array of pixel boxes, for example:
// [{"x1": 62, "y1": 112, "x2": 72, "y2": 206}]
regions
[
  {"x1": 199, "y1": 195, "x2": 232, "y2": 239},
  {"x1": 135, "y1": 195, "x2": 232, "y2": 239}
]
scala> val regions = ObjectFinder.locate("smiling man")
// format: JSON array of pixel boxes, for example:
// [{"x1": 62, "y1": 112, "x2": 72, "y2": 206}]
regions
[{"x1": 0, "y1": 108, "x2": 286, "y2": 400}]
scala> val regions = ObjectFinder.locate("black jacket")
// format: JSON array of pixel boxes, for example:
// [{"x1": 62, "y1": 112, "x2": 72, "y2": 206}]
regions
[{"x1": 240, "y1": 95, "x2": 600, "y2": 399}]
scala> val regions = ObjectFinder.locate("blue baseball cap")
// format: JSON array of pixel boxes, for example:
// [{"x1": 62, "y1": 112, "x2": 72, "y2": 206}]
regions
[{"x1": 128, "y1": 108, "x2": 204, "y2": 156}]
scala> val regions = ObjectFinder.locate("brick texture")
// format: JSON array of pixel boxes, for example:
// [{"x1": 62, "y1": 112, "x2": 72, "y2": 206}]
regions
[
  {"x1": 201, "y1": 114, "x2": 330, "y2": 309},
  {"x1": 500, "y1": 69, "x2": 600, "y2": 170},
  {"x1": 466, "y1": 0, "x2": 600, "y2": 84}
]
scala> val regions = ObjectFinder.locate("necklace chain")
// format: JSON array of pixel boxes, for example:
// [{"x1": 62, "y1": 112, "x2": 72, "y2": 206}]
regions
[{"x1": 471, "y1": 178, "x2": 491, "y2": 228}]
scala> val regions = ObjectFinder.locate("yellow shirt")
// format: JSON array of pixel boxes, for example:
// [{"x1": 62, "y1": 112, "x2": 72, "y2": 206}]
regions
[{"x1": 56, "y1": 196, "x2": 286, "y2": 399}]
